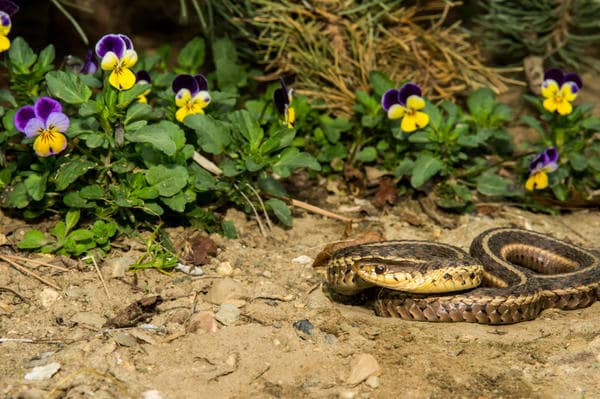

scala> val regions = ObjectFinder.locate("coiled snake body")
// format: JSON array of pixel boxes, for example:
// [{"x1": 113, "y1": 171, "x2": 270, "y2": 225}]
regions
[{"x1": 326, "y1": 227, "x2": 600, "y2": 324}]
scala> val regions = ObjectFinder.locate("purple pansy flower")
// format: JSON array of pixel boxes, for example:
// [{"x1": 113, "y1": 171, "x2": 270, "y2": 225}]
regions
[
  {"x1": 0, "y1": 0, "x2": 18, "y2": 53},
  {"x1": 381, "y1": 82, "x2": 429, "y2": 133},
  {"x1": 171, "y1": 74, "x2": 211, "y2": 122},
  {"x1": 80, "y1": 49, "x2": 99, "y2": 74},
  {"x1": 541, "y1": 68, "x2": 583, "y2": 115},
  {"x1": 95, "y1": 33, "x2": 138, "y2": 90},
  {"x1": 273, "y1": 78, "x2": 295, "y2": 128},
  {"x1": 14, "y1": 97, "x2": 69, "y2": 157},
  {"x1": 135, "y1": 70, "x2": 152, "y2": 103},
  {"x1": 525, "y1": 147, "x2": 559, "y2": 191}
]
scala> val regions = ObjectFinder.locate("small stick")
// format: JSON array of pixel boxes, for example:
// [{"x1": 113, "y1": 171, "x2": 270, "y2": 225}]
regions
[
  {"x1": 0, "y1": 286, "x2": 32, "y2": 304},
  {"x1": 0, "y1": 254, "x2": 69, "y2": 272},
  {"x1": 1, "y1": 258, "x2": 61, "y2": 291},
  {"x1": 289, "y1": 198, "x2": 355, "y2": 223},
  {"x1": 235, "y1": 185, "x2": 268, "y2": 237},
  {"x1": 246, "y1": 183, "x2": 273, "y2": 231},
  {"x1": 83, "y1": 255, "x2": 110, "y2": 299},
  {"x1": 192, "y1": 151, "x2": 223, "y2": 175}
]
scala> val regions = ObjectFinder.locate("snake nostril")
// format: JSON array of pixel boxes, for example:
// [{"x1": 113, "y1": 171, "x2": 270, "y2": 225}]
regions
[{"x1": 375, "y1": 265, "x2": 386, "y2": 274}]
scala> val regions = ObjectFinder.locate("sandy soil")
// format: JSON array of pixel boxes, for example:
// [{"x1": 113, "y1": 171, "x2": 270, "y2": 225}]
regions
[{"x1": 1, "y1": 199, "x2": 599, "y2": 399}]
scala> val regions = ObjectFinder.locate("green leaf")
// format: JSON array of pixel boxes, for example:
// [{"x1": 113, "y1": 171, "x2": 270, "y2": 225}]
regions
[
  {"x1": 79, "y1": 185, "x2": 104, "y2": 200},
  {"x1": 0, "y1": 89, "x2": 17, "y2": 107},
  {"x1": 184, "y1": 114, "x2": 231, "y2": 154},
  {"x1": 423, "y1": 101, "x2": 442, "y2": 130},
  {"x1": 476, "y1": 172, "x2": 519, "y2": 197},
  {"x1": 146, "y1": 165, "x2": 189, "y2": 197},
  {"x1": 65, "y1": 209, "x2": 80, "y2": 233},
  {"x1": 221, "y1": 220, "x2": 238, "y2": 239},
  {"x1": 79, "y1": 100, "x2": 103, "y2": 117},
  {"x1": 265, "y1": 198, "x2": 292, "y2": 227},
  {"x1": 8, "y1": 37, "x2": 37, "y2": 73},
  {"x1": 582, "y1": 117, "x2": 600, "y2": 131},
  {"x1": 355, "y1": 146, "x2": 377, "y2": 162},
  {"x1": 3, "y1": 182, "x2": 30, "y2": 208},
  {"x1": 569, "y1": 153, "x2": 587, "y2": 171},
  {"x1": 272, "y1": 148, "x2": 321, "y2": 178},
  {"x1": 320, "y1": 115, "x2": 352, "y2": 143},
  {"x1": 410, "y1": 154, "x2": 443, "y2": 188},
  {"x1": 177, "y1": 37, "x2": 205, "y2": 70},
  {"x1": 36, "y1": 44, "x2": 55, "y2": 69},
  {"x1": 63, "y1": 191, "x2": 91, "y2": 208},
  {"x1": 18, "y1": 230, "x2": 49, "y2": 249},
  {"x1": 117, "y1": 83, "x2": 151, "y2": 108},
  {"x1": 228, "y1": 110, "x2": 263, "y2": 150},
  {"x1": 520, "y1": 115, "x2": 545, "y2": 136},
  {"x1": 24, "y1": 173, "x2": 46, "y2": 201},
  {"x1": 125, "y1": 102, "x2": 153, "y2": 124},
  {"x1": 368, "y1": 71, "x2": 395, "y2": 98},
  {"x1": 467, "y1": 88, "x2": 495, "y2": 120},
  {"x1": 213, "y1": 37, "x2": 246, "y2": 93},
  {"x1": 54, "y1": 159, "x2": 96, "y2": 191},
  {"x1": 407, "y1": 131, "x2": 430, "y2": 143},
  {"x1": 67, "y1": 229, "x2": 94, "y2": 241},
  {"x1": 126, "y1": 121, "x2": 184, "y2": 156},
  {"x1": 161, "y1": 191, "x2": 187, "y2": 212},
  {"x1": 260, "y1": 128, "x2": 295, "y2": 155},
  {"x1": 45, "y1": 71, "x2": 92, "y2": 104},
  {"x1": 552, "y1": 184, "x2": 569, "y2": 201},
  {"x1": 395, "y1": 158, "x2": 414, "y2": 178}
]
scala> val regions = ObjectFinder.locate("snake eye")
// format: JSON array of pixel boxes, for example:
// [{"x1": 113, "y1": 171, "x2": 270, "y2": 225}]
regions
[{"x1": 374, "y1": 265, "x2": 386, "y2": 274}]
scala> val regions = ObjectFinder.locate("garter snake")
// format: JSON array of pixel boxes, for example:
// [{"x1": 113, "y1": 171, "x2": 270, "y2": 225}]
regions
[{"x1": 325, "y1": 227, "x2": 600, "y2": 324}]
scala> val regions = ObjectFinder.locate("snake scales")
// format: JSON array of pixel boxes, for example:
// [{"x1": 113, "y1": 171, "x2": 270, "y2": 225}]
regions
[{"x1": 325, "y1": 227, "x2": 600, "y2": 324}]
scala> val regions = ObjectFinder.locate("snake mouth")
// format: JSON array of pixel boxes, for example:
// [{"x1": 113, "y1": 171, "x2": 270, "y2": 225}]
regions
[{"x1": 352, "y1": 260, "x2": 483, "y2": 294}]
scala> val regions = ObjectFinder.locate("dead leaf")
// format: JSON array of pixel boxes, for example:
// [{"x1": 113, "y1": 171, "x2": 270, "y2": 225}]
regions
[
  {"x1": 187, "y1": 235, "x2": 218, "y2": 266},
  {"x1": 372, "y1": 177, "x2": 397, "y2": 209},
  {"x1": 104, "y1": 295, "x2": 163, "y2": 328}
]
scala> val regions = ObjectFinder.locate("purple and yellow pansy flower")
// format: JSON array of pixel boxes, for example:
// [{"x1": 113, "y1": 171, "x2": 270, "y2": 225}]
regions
[
  {"x1": 0, "y1": 0, "x2": 19, "y2": 52},
  {"x1": 525, "y1": 147, "x2": 559, "y2": 191},
  {"x1": 14, "y1": 97, "x2": 69, "y2": 157},
  {"x1": 172, "y1": 74, "x2": 211, "y2": 122},
  {"x1": 135, "y1": 70, "x2": 151, "y2": 103},
  {"x1": 381, "y1": 83, "x2": 429, "y2": 133},
  {"x1": 273, "y1": 78, "x2": 295, "y2": 128},
  {"x1": 541, "y1": 68, "x2": 583, "y2": 116},
  {"x1": 95, "y1": 34, "x2": 138, "y2": 91},
  {"x1": 80, "y1": 49, "x2": 98, "y2": 75}
]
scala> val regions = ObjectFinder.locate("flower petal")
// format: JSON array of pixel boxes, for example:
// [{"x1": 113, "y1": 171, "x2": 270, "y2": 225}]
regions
[
  {"x1": 545, "y1": 147, "x2": 559, "y2": 164},
  {"x1": 136, "y1": 70, "x2": 151, "y2": 84},
  {"x1": 195, "y1": 74, "x2": 209, "y2": 91},
  {"x1": 80, "y1": 50, "x2": 98, "y2": 74},
  {"x1": 14, "y1": 105, "x2": 35, "y2": 132},
  {"x1": 387, "y1": 104, "x2": 405, "y2": 120},
  {"x1": 564, "y1": 72, "x2": 582, "y2": 90},
  {"x1": 542, "y1": 97, "x2": 558, "y2": 113},
  {"x1": 525, "y1": 171, "x2": 548, "y2": 191},
  {"x1": 193, "y1": 90, "x2": 211, "y2": 106},
  {"x1": 23, "y1": 117, "x2": 44, "y2": 138},
  {"x1": 413, "y1": 111, "x2": 430, "y2": 129},
  {"x1": 119, "y1": 34, "x2": 133, "y2": 50},
  {"x1": 556, "y1": 100, "x2": 572, "y2": 116},
  {"x1": 0, "y1": 11, "x2": 10, "y2": 35},
  {"x1": 0, "y1": 34, "x2": 10, "y2": 51},
  {"x1": 34, "y1": 97, "x2": 62, "y2": 123},
  {"x1": 175, "y1": 89, "x2": 192, "y2": 108},
  {"x1": 286, "y1": 106, "x2": 296, "y2": 128},
  {"x1": 33, "y1": 131, "x2": 67, "y2": 157},
  {"x1": 121, "y1": 49, "x2": 138, "y2": 68},
  {"x1": 100, "y1": 52, "x2": 119, "y2": 70},
  {"x1": 406, "y1": 95, "x2": 425, "y2": 111},
  {"x1": 45, "y1": 112, "x2": 70, "y2": 132},
  {"x1": 541, "y1": 79, "x2": 559, "y2": 99},
  {"x1": 401, "y1": 114, "x2": 418, "y2": 133},
  {"x1": 381, "y1": 89, "x2": 400, "y2": 111},
  {"x1": 109, "y1": 67, "x2": 136, "y2": 90},
  {"x1": 398, "y1": 83, "x2": 422, "y2": 106},
  {"x1": 560, "y1": 82, "x2": 578, "y2": 101},
  {"x1": 543, "y1": 68, "x2": 564, "y2": 86},
  {"x1": 172, "y1": 74, "x2": 199, "y2": 95},
  {"x1": 95, "y1": 34, "x2": 125, "y2": 59},
  {"x1": 273, "y1": 87, "x2": 289, "y2": 116}
]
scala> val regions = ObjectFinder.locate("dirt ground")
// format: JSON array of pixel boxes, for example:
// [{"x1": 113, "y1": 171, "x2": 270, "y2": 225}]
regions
[{"x1": 1, "y1": 198, "x2": 599, "y2": 399}]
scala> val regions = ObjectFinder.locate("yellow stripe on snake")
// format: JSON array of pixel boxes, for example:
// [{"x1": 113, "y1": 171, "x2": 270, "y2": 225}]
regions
[{"x1": 324, "y1": 227, "x2": 600, "y2": 324}]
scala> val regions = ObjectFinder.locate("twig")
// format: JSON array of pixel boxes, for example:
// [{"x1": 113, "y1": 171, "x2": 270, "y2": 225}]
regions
[
  {"x1": 49, "y1": 0, "x2": 89, "y2": 45},
  {"x1": 0, "y1": 286, "x2": 32, "y2": 304},
  {"x1": 0, "y1": 254, "x2": 69, "y2": 272},
  {"x1": 246, "y1": 183, "x2": 273, "y2": 231},
  {"x1": 1, "y1": 258, "x2": 61, "y2": 291},
  {"x1": 235, "y1": 184, "x2": 268, "y2": 237},
  {"x1": 83, "y1": 255, "x2": 110, "y2": 299},
  {"x1": 192, "y1": 151, "x2": 223, "y2": 175},
  {"x1": 288, "y1": 198, "x2": 355, "y2": 223}
]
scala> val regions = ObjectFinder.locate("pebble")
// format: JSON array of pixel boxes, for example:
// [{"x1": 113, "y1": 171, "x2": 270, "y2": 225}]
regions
[
  {"x1": 306, "y1": 288, "x2": 331, "y2": 310},
  {"x1": 346, "y1": 353, "x2": 380, "y2": 386},
  {"x1": 205, "y1": 278, "x2": 247, "y2": 304},
  {"x1": 324, "y1": 334, "x2": 338, "y2": 345},
  {"x1": 113, "y1": 332, "x2": 138, "y2": 347},
  {"x1": 24, "y1": 351, "x2": 55, "y2": 369},
  {"x1": 261, "y1": 270, "x2": 272, "y2": 278},
  {"x1": 71, "y1": 311, "x2": 107, "y2": 329},
  {"x1": 188, "y1": 311, "x2": 218, "y2": 333},
  {"x1": 105, "y1": 256, "x2": 135, "y2": 278},
  {"x1": 292, "y1": 255, "x2": 313, "y2": 265},
  {"x1": 215, "y1": 304, "x2": 240, "y2": 325},
  {"x1": 338, "y1": 390, "x2": 357, "y2": 399},
  {"x1": 142, "y1": 390, "x2": 164, "y2": 399},
  {"x1": 293, "y1": 319, "x2": 314, "y2": 335},
  {"x1": 39, "y1": 288, "x2": 60, "y2": 308},
  {"x1": 174, "y1": 263, "x2": 203, "y2": 276},
  {"x1": 365, "y1": 375, "x2": 380, "y2": 389},
  {"x1": 216, "y1": 261, "x2": 233, "y2": 276},
  {"x1": 24, "y1": 362, "x2": 61, "y2": 381}
]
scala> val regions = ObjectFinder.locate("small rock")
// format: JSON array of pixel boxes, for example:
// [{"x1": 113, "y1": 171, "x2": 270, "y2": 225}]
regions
[
  {"x1": 346, "y1": 353, "x2": 380, "y2": 386},
  {"x1": 306, "y1": 288, "x2": 331, "y2": 310},
  {"x1": 188, "y1": 311, "x2": 218, "y2": 333},
  {"x1": 174, "y1": 263, "x2": 203, "y2": 276},
  {"x1": 129, "y1": 329, "x2": 157, "y2": 345},
  {"x1": 142, "y1": 390, "x2": 164, "y2": 399},
  {"x1": 24, "y1": 351, "x2": 55, "y2": 368},
  {"x1": 24, "y1": 362, "x2": 61, "y2": 381},
  {"x1": 205, "y1": 278, "x2": 246, "y2": 304},
  {"x1": 324, "y1": 334, "x2": 338, "y2": 345},
  {"x1": 71, "y1": 311, "x2": 107, "y2": 329},
  {"x1": 215, "y1": 304, "x2": 240, "y2": 326},
  {"x1": 39, "y1": 288, "x2": 60, "y2": 308},
  {"x1": 261, "y1": 270, "x2": 272, "y2": 278},
  {"x1": 105, "y1": 256, "x2": 134, "y2": 278},
  {"x1": 293, "y1": 319, "x2": 314, "y2": 335},
  {"x1": 338, "y1": 390, "x2": 357, "y2": 399},
  {"x1": 365, "y1": 375, "x2": 380, "y2": 389},
  {"x1": 292, "y1": 255, "x2": 313, "y2": 265},
  {"x1": 113, "y1": 332, "x2": 138, "y2": 347},
  {"x1": 216, "y1": 261, "x2": 233, "y2": 276}
]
